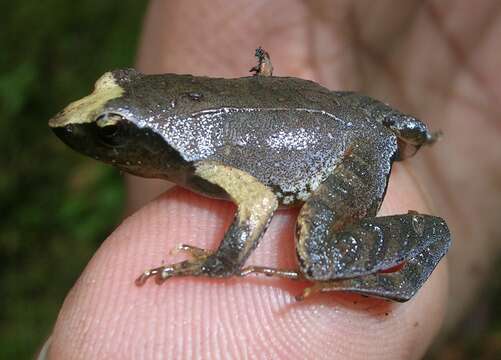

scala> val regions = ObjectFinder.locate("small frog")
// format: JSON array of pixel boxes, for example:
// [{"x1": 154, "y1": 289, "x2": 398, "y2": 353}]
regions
[{"x1": 49, "y1": 48, "x2": 450, "y2": 301}]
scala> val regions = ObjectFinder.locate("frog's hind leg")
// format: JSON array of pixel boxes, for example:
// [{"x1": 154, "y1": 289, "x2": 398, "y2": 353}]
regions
[
  {"x1": 296, "y1": 139, "x2": 451, "y2": 301},
  {"x1": 239, "y1": 214, "x2": 450, "y2": 302},
  {"x1": 297, "y1": 213, "x2": 450, "y2": 301}
]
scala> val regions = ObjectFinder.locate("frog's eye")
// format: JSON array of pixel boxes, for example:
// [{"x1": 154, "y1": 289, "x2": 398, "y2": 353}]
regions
[{"x1": 94, "y1": 113, "x2": 129, "y2": 146}]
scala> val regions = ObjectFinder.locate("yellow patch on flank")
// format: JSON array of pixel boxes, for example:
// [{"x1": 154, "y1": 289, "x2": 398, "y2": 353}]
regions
[{"x1": 48, "y1": 72, "x2": 124, "y2": 127}]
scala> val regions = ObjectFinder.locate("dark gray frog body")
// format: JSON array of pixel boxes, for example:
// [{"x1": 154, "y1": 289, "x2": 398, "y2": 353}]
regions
[
  {"x1": 49, "y1": 66, "x2": 451, "y2": 302},
  {"x1": 104, "y1": 70, "x2": 397, "y2": 205}
]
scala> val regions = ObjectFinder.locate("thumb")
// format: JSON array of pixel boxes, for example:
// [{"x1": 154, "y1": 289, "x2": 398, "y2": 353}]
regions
[{"x1": 48, "y1": 187, "x2": 448, "y2": 359}]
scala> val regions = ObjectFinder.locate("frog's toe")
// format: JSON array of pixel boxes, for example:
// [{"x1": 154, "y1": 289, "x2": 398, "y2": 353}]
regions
[
  {"x1": 135, "y1": 266, "x2": 165, "y2": 286},
  {"x1": 239, "y1": 265, "x2": 301, "y2": 279},
  {"x1": 135, "y1": 244, "x2": 216, "y2": 285},
  {"x1": 295, "y1": 282, "x2": 330, "y2": 301},
  {"x1": 170, "y1": 243, "x2": 212, "y2": 259},
  {"x1": 135, "y1": 258, "x2": 210, "y2": 286}
]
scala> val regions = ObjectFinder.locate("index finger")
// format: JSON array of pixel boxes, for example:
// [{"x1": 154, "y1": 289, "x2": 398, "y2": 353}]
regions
[{"x1": 48, "y1": 178, "x2": 448, "y2": 359}]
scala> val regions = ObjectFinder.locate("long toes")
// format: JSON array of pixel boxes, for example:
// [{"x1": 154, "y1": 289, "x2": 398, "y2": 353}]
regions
[
  {"x1": 154, "y1": 266, "x2": 176, "y2": 284},
  {"x1": 136, "y1": 259, "x2": 208, "y2": 286},
  {"x1": 135, "y1": 266, "x2": 166, "y2": 286},
  {"x1": 170, "y1": 244, "x2": 211, "y2": 259},
  {"x1": 239, "y1": 266, "x2": 302, "y2": 279}
]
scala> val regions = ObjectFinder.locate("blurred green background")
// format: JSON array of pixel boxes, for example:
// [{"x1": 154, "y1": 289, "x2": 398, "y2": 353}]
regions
[
  {"x1": 1, "y1": 1, "x2": 500, "y2": 359},
  {"x1": 1, "y1": 1, "x2": 147, "y2": 357}
]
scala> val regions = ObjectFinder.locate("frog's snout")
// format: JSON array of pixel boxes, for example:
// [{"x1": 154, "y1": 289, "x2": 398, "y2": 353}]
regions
[
  {"x1": 48, "y1": 71, "x2": 124, "y2": 129},
  {"x1": 48, "y1": 109, "x2": 77, "y2": 128},
  {"x1": 51, "y1": 123, "x2": 85, "y2": 138},
  {"x1": 51, "y1": 123, "x2": 89, "y2": 153}
]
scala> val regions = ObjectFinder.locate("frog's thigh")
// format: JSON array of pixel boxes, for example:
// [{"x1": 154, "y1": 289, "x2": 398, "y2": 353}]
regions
[
  {"x1": 296, "y1": 140, "x2": 394, "y2": 280},
  {"x1": 313, "y1": 214, "x2": 450, "y2": 301},
  {"x1": 194, "y1": 161, "x2": 278, "y2": 276}
]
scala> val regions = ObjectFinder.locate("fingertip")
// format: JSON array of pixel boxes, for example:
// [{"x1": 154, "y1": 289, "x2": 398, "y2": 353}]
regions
[{"x1": 49, "y1": 188, "x2": 449, "y2": 359}]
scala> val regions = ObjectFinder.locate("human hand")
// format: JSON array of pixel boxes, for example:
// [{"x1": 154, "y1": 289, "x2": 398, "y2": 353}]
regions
[{"x1": 48, "y1": 1, "x2": 501, "y2": 358}]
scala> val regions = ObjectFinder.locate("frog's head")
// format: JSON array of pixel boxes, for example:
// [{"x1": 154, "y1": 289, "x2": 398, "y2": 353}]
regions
[{"x1": 49, "y1": 69, "x2": 188, "y2": 178}]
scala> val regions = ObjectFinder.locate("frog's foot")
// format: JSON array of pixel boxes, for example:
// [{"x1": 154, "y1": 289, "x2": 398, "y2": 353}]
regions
[
  {"x1": 239, "y1": 266, "x2": 340, "y2": 301},
  {"x1": 239, "y1": 265, "x2": 302, "y2": 279},
  {"x1": 136, "y1": 244, "x2": 215, "y2": 286},
  {"x1": 297, "y1": 212, "x2": 451, "y2": 301},
  {"x1": 135, "y1": 256, "x2": 211, "y2": 286}
]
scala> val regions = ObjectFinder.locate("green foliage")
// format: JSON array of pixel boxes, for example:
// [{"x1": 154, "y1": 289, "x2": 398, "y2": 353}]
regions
[{"x1": 0, "y1": 1, "x2": 147, "y2": 358}]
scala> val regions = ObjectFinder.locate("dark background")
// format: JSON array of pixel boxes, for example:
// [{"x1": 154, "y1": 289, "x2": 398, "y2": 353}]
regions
[
  {"x1": 1, "y1": 1, "x2": 147, "y2": 358},
  {"x1": 1, "y1": 1, "x2": 500, "y2": 359}
]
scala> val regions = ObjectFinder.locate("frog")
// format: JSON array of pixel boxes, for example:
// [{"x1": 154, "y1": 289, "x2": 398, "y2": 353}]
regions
[{"x1": 49, "y1": 48, "x2": 451, "y2": 302}]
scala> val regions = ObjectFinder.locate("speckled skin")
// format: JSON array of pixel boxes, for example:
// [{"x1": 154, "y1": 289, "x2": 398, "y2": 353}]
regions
[
  {"x1": 50, "y1": 68, "x2": 451, "y2": 301},
  {"x1": 109, "y1": 69, "x2": 403, "y2": 203}
]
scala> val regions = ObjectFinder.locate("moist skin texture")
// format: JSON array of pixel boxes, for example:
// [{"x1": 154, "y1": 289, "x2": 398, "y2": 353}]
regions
[{"x1": 49, "y1": 67, "x2": 450, "y2": 302}]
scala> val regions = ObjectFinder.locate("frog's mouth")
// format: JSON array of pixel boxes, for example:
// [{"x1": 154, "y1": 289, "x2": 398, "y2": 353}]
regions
[
  {"x1": 51, "y1": 119, "x2": 189, "y2": 179},
  {"x1": 51, "y1": 122, "x2": 121, "y2": 162}
]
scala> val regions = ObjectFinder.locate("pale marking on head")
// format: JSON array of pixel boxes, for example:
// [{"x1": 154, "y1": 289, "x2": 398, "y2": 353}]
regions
[{"x1": 48, "y1": 72, "x2": 124, "y2": 128}]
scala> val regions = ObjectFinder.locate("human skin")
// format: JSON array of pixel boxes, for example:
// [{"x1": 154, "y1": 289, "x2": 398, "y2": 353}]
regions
[{"x1": 49, "y1": 0, "x2": 501, "y2": 359}]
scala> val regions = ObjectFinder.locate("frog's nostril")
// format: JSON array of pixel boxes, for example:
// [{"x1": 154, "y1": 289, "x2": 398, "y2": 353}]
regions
[
  {"x1": 51, "y1": 124, "x2": 82, "y2": 141},
  {"x1": 63, "y1": 124, "x2": 74, "y2": 134},
  {"x1": 52, "y1": 125, "x2": 66, "y2": 139}
]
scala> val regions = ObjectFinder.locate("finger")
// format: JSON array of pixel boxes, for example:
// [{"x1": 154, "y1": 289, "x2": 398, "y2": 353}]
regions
[{"x1": 49, "y1": 177, "x2": 448, "y2": 359}]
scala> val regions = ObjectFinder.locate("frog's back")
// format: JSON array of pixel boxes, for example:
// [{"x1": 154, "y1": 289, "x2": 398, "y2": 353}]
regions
[{"x1": 113, "y1": 70, "x2": 394, "y2": 122}]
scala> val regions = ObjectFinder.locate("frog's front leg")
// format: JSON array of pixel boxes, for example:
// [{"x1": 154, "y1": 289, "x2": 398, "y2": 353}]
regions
[
  {"x1": 295, "y1": 139, "x2": 451, "y2": 301},
  {"x1": 136, "y1": 161, "x2": 278, "y2": 285}
]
